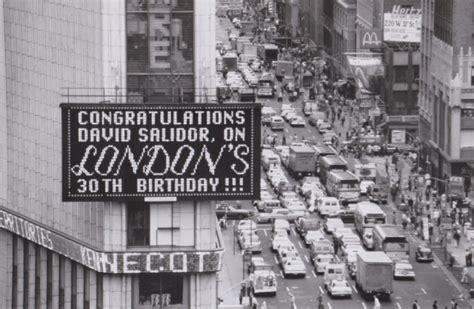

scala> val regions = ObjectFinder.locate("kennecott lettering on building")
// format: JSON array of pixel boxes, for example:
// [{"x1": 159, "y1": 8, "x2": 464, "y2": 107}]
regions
[
  {"x1": 0, "y1": 207, "x2": 224, "y2": 273},
  {"x1": 61, "y1": 103, "x2": 261, "y2": 201}
]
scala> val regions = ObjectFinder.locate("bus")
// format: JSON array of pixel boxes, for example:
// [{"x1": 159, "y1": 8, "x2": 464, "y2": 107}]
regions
[
  {"x1": 373, "y1": 224, "x2": 409, "y2": 261},
  {"x1": 354, "y1": 202, "x2": 386, "y2": 236},
  {"x1": 319, "y1": 156, "x2": 348, "y2": 185},
  {"x1": 257, "y1": 73, "x2": 275, "y2": 98},
  {"x1": 326, "y1": 170, "x2": 360, "y2": 203}
]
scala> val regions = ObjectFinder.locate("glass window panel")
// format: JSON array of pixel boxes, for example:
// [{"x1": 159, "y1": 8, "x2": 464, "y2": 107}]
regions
[
  {"x1": 147, "y1": 0, "x2": 193, "y2": 12},
  {"x1": 138, "y1": 274, "x2": 184, "y2": 306},
  {"x1": 127, "y1": 14, "x2": 149, "y2": 73},
  {"x1": 127, "y1": 203, "x2": 150, "y2": 246},
  {"x1": 127, "y1": 0, "x2": 148, "y2": 11}
]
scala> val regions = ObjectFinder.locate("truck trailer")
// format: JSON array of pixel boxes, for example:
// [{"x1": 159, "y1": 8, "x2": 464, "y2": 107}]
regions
[
  {"x1": 287, "y1": 145, "x2": 316, "y2": 179},
  {"x1": 355, "y1": 251, "x2": 393, "y2": 300}
]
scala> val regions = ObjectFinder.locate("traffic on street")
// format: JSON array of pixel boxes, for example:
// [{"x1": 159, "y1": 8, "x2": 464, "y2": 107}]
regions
[{"x1": 216, "y1": 4, "x2": 472, "y2": 309}]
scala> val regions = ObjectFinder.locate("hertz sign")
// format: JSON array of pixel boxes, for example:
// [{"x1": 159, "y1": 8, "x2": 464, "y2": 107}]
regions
[
  {"x1": 61, "y1": 104, "x2": 261, "y2": 202},
  {"x1": 359, "y1": 29, "x2": 383, "y2": 49}
]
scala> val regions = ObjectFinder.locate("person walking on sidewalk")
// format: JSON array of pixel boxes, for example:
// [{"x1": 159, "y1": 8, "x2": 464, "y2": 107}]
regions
[
  {"x1": 465, "y1": 248, "x2": 472, "y2": 267},
  {"x1": 461, "y1": 266, "x2": 469, "y2": 283},
  {"x1": 454, "y1": 228, "x2": 461, "y2": 247}
]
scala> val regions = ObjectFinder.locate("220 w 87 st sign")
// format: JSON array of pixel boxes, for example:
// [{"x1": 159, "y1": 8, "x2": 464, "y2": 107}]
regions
[{"x1": 61, "y1": 104, "x2": 261, "y2": 201}]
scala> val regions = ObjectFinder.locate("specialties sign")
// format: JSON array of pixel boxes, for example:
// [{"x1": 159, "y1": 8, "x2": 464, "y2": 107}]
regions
[{"x1": 61, "y1": 104, "x2": 261, "y2": 201}]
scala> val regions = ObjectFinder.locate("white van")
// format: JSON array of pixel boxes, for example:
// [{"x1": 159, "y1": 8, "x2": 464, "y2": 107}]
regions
[
  {"x1": 317, "y1": 197, "x2": 341, "y2": 217},
  {"x1": 323, "y1": 263, "x2": 346, "y2": 286},
  {"x1": 270, "y1": 116, "x2": 285, "y2": 131}
]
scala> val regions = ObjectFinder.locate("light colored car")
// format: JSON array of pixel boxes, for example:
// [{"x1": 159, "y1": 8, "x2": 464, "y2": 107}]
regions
[
  {"x1": 281, "y1": 257, "x2": 306, "y2": 278},
  {"x1": 326, "y1": 279, "x2": 352, "y2": 298},
  {"x1": 289, "y1": 116, "x2": 305, "y2": 127},
  {"x1": 323, "y1": 218, "x2": 345, "y2": 234},
  {"x1": 333, "y1": 227, "x2": 355, "y2": 239},
  {"x1": 313, "y1": 253, "x2": 336, "y2": 274},
  {"x1": 237, "y1": 219, "x2": 257, "y2": 233},
  {"x1": 272, "y1": 219, "x2": 290, "y2": 234},
  {"x1": 239, "y1": 233, "x2": 262, "y2": 253},
  {"x1": 341, "y1": 244, "x2": 365, "y2": 257},
  {"x1": 362, "y1": 228, "x2": 374, "y2": 249},
  {"x1": 271, "y1": 232, "x2": 291, "y2": 251},
  {"x1": 275, "y1": 241, "x2": 297, "y2": 254},
  {"x1": 277, "y1": 249, "x2": 300, "y2": 265},
  {"x1": 360, "y1": 180, "x2": 375, "y2": 195},
  {"x1": 279, "y1": 191, "x2": 298, "y2": 204},
  {"x1": 318, "y1": 122, "x2": 332, "y2": 134},
  {"x1": 393, "y1": 262, "x2": 416, "y2": 279},
  {"x1": 283, "y1": 111, "x2": 297, "y2": 122},
  {"x1": 304, "y1": 230, "x2": 326, "y2": 245}
]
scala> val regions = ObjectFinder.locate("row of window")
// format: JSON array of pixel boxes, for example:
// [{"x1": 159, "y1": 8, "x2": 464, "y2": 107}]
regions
[{"x1": 10, "y1": 236, "x2": 102, "y2": 309}]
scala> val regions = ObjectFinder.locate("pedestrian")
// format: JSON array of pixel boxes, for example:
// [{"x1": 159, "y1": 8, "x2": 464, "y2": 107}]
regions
[
  {"x1": 454, "y1": 229, "x2": 461, "y2": 247},
  {"x1": 239, "y1": 283, "x2": 246, "y2": 304},
  {"x1": 428, "y1": 221, "x2": 434, "y2": 243},
  {"x1": 373, "y1": 295, "x2": 381, "y2": 309},
  {"x1": 461, "y1": 266, "x2": 469, "y2": 283},
  {"x1": 333, "y1": 236, "x2": 339, "y2": 255},
  {"x1": 392, "y1": 211, "x2": 397, "y2": 225},
  {"x1": 450, "y1": 298, "x2": 457, "y2": 308},
  {"x1": 282, "y1": 135, "x2": 286, "y2": 145},
  {"x1": 465, "y1": 248, "x2": 472, "y2": 267},
  {"x1": 341, "y1": 116, "x2": 345, "y2": 127},
  {"x1": 432, "y1": 300, "x2": 438, "y2": 309},
  {"x1": 412, "y1": 299, "x2": 420, "y2": 309},
  {"x1": 402, "y1": 214, "x2": 408, "y2": 230}
]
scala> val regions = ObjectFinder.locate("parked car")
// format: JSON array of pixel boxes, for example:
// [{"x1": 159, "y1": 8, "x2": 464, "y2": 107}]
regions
[
  {"x1": 216, "y1": 203, "x2": 255, "y2": 220},
  {"x1": 415, "y1": 246, "x2": 434, "y2": 262}
]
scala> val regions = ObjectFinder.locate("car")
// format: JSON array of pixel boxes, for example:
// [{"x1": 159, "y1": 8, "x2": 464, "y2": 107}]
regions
[
  {"x1": 279, "y1": 191, "x2": 298, "y2": 204},
  {"x1": 283, "y1": 111, "x2": 297, "y2": 122},
  {"x1": 323, "y1": 218, "x2": 345, "y2": 234},
  {"x1": 289, "y1": 116, "x2": 306, "y2": 127},
  {"x1": 360, "y1": 180, "x2": 375, "y2": 195},
  {"x1": 327, "y1": 208, "x2": 355, "y2": 223},
  {"x1": 275, "y1": 240, "x2": 297, "y2": 254},
  {"x1": 313, "y1": 253, "x2": 336, "y2": 274},
  {"x1": 341, "y1": 244, "x2": 365, "y2": 258},
  {"x1": 237, "y1": 219, "x2": 257, "y2": 233},
  {"x1": 277, "y1": 249, "x2": 300, "y2": 265},
  {"x1": 318, "y1": 122, "x2": 332, "y2": 134},
  {"x1": 333, "y1": 227, "x2": 354, "y2": 239},
  {"x1": 216, "y1": 203, "x2": 255, "y2": 220},
  {"x1": 249, "y1": 257, "x2": 277, "y2": 296},
  {"x1": 272, "y1": 219, "x2": 290, "y2": 234},
  {"x1": 238, "y1": 231, "x2": 262, "y2": 253},
  {"x1": 415, "y1": 245, "x2": 434, "y2": 262},
  {"x1": 393, "y1": 262, "x2": 416, "y2": 279},
  {"x1": 361, "y1": 228, "x2": 374, "y2": 249},
  {"x1": 257, "y1": 208, "x2": 299, "y2": 223},
  {"x1": 304, "y1": 230, "x2": 326, "y2": 246},
  {"x1": 367, "y1": 184, "x2": 389, "y2": 204},
  {"x1": 326, "y1": 279, "x2": 352, "y2": 298},
  {"x1": 271, "y1": 231, "x2": 291, "y2": 251},
  {"x1": 281, "y1": 257, "x2": 306, "y2": 278}
]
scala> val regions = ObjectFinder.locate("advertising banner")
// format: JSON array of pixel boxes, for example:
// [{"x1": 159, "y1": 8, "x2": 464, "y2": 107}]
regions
[
  {"x1": 383, "y1": 13, "x2": 421, "y2": 43},
  {"x1": 358, "y1": 29, "x2": 383, "y2": 49},
  {"x1": 347, "y1": 56, "x2": 384, "y2": 95},
  {"x1": 61, "y1": 104, "x2": 261, "y2": 201},
  {"x1": 391, "y1": 129, "x2": 406, "y2": 144}
]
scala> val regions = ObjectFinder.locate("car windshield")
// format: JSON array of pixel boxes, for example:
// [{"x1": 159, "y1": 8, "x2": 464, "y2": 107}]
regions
[
  {"x1": 332, "y1": 281, "x2": 349, "y2": 287},
  {"x1": 397, "y1": 263, "x2": 413, "y2": 270}
]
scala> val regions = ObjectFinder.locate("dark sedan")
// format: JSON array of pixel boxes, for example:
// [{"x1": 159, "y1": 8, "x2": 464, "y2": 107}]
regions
[
  {"x1": 216, "y1": 204, "x2": 255, "y2": 220},
  {"x1": 327, "y1": 209, "x2": 355, "y2": 224},
  {"x1": 415, "y1": 246, "x2": 434, "y2": 262}
]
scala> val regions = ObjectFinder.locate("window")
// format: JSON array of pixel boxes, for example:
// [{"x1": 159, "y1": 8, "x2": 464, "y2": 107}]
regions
[
  {"x1": 127, "y1": 203, "x2": 150, "y2": 246},
  {"x1": 59, "y1": 256, "x2": 65, "y2": 309},
  {"x1": 84, "y1": 268, "x2": 90, "y2": 309},
  {"x1": 150, "y1": 203, "x2": 180, "y2": 247},
  {"x1": 97, "y1": 273, "x2": 103, "y2": 309},
  {"x1": 47, "y1": 250, "x2": 53, "y2": 308},
  {"x1": 394, "y1": 66, "x2": 408, "y2": 83},
  {"x1": 23, "y1": 240, "x2": 29, "y2": 308},
  {"x1": 12, "y1": 236, "x2": 17, "y2": 309},
  {"x1": 136, "y1": 274, "x2": 186, "y2": 307},
  {"x1": 71, "y1": 263, "x2": 77, "y2": 309},
  {"x1": 35, "y1": 245, "x2": 41, "y2": 309}
]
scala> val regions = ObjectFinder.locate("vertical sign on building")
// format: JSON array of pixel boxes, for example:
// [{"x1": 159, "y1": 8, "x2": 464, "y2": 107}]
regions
[{"x1": 61, "y1": 104, "x2": 261, "y2": 201}]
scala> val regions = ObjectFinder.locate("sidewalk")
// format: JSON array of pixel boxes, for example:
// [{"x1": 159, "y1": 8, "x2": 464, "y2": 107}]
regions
[{"x1": 218, "y1": 226, "x2": 246, "y2": 305}]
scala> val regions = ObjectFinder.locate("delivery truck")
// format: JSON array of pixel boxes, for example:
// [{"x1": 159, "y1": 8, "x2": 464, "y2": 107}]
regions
[
  {"x1": 258, "y1": 44, "x2": 279, "y2": 64},
  {"x1": 355, "y1": 251, "x2": 393, "y2": 300},
  {"x1": 287, "y1": 145, "x2": 316, "y2": 179}
]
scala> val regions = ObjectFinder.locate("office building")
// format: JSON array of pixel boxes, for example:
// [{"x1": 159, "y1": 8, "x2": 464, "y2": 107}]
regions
[{"x1": 0, "y1": 0, "x2": 221, "y2": 308}]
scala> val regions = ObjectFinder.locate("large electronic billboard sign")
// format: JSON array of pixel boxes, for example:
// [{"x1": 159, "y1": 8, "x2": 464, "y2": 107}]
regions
[{"x1": 61, "y1": 104, "x2": 261, "y2": 201}]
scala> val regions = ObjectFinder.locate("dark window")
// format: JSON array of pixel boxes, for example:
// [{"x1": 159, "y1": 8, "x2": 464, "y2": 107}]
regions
[
  {"x1": 71, "y1": 263, "x2": 77, "y2": 309},
  {"x1": 84, "y1": 268, "x2": 90, "y2": 309},
  {"x1": 23, "y1": 240, "x2": 29, "y2": 309},
  {"x1": 138, "y1": 274, "x2": 184, "y2": 306},
  {"x1": 394, "y1": 66, "x2": 408, "y2": 83},
  {"x1": 97, "y1": 273, "x2": 103, "y2": 309},
  {"x1": 59, "y1": 256, "x2": 65, "y2": 309},
  {"x1": 47, "y1": 251, "x2": 53, "y2": 308},
  {"x1": 35, "y1": 245, "x2": 41, "y2": 309},
  {"x1": 12, "y1": 236, "x2": 17, "y2": 309},
  {"x1": 127, "y1": 203, "x2": 150, "y2": 246},
  {"x1": 434, "y1": 0, "x2": 453, "y2": 45}
]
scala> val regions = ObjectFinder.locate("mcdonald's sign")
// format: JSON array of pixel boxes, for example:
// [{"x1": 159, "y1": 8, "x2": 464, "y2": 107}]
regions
[{"x1": 359, "y1": 29, "x2": 383, "y2": 49}]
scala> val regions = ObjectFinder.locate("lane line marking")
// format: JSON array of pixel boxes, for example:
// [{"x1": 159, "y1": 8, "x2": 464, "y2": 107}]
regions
[
  {"x1": 263, "y1": 229, "x2": 267, "y2": 236},
  {"x1": 327, "y1": 303, "x2": 332, "y2": 309},
  {"x1": 280, "y1": 270, "x2": 284, "y2": 277},
  {"x1": 352, "y1": 285, "x2": 358, "y2": 293},
  {"x1": 274, "y1": 256, "x2": 278, "y2": 264},
  {"x1": 396, "y1": 302, "x2": 402, "y2": 309},
  {"x1": 304, "y1": 255, "x2": 309, "y2": 263},
  {"x1": 362, "y1": 302, "x2": 367, "y2": 309},
  {"x1": 286, "y1": 286, "x2": 290, "y2": 293},
  {"x1": 421, "y1": 287, "x2": 427, "y2": 295},
  {"x1": 298, "y1": 242, "x2": 303, "y2": 249},
  {"x1": 312, "y1": 270, "x2": 317, "y2": 278},
  {"x1": 319, "y1": 286, "x2": 325, "y2": 294},
  {"x1": 285, "y1": 128, "x2": 289, "y2": 133},
  {"x1": 292, "y1": 228, "x2": 297, "y2": 235}
]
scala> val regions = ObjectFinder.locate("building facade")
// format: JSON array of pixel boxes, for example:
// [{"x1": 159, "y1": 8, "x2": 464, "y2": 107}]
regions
[
  {"x1": 332, "y1": 0, "x2": 357, "y2": 79},
  {"x1": 419, "y1": 0, "x2": 474, "y2": 190},
  {"x1": 0, "y1": 1, "x2": 221, "y2": 309}
]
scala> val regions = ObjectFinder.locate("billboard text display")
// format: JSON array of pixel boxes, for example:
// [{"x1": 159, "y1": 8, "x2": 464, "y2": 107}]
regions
[
  {"x1": 62, "y1": 104, "x2": 261, "y2": 201},
  {"x1": 383, "y1": 13, "x2": 421, "y2": 43}
]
